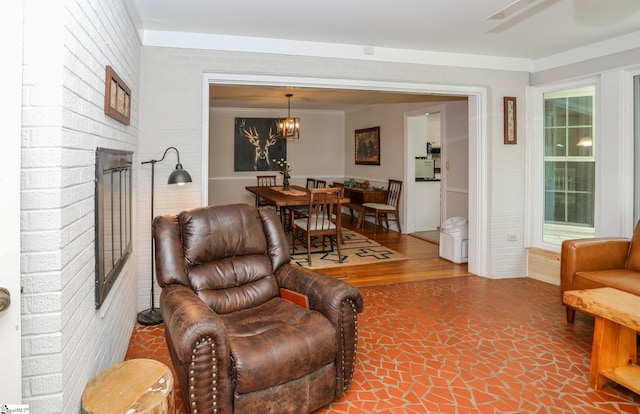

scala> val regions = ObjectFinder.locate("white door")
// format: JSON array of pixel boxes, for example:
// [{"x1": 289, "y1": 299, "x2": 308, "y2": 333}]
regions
[{"x1": 0, "y1": 0, "x2": 24, "y2": 404}]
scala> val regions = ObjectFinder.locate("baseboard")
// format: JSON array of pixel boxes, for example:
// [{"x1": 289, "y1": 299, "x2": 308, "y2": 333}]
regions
[{"x1": 527, "y1": 247, "x2": 560, "y2": 286}]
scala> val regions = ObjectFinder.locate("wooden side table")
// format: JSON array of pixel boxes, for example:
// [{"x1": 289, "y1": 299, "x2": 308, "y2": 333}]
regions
[
  {"x1": 82, "y1": 358, "x2": 174, "y2": 414},
  {"x1": 563, "y1": 287, "x2": 640, "y2": 392}
]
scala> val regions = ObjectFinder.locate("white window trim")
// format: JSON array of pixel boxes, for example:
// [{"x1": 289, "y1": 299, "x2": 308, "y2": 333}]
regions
[
  {"x1": 626, "y1": 68, "x2": 640, "y2": 228},
  {"x1": 526, "y1": 77, "x2": 600, "y2": 252}
]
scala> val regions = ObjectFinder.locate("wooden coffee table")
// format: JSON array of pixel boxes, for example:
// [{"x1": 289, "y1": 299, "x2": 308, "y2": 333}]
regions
[{"x1": 563, "y1": 287, "x2": 640, "y2": 393}]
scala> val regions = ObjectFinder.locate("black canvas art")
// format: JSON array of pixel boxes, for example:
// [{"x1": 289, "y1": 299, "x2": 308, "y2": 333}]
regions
[{"x1": 234, "y1": 118, "x2": 287, "y2": 171}]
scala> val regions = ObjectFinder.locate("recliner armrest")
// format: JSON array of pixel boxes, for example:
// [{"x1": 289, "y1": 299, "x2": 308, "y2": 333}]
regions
[
  {"x1": 160, "y1": 284, "x2": 231, "y2": 364},
  {"x1": 560, "y1": 237, "x2": 630, "y2": 294},
  {"x1": 275, "y1": 263, "x2": 364, "y2": 318},
  {"x1": 275, "y1": 263, "x2": 364, "y2": 394}
]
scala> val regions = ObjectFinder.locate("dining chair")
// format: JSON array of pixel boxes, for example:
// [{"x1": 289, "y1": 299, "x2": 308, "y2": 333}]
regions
[
  {"x1": 361, "y1": 179, "x2": 403, "y2": 234},
  {"x1": 331, "y1": 181, "x2": 362, "y2": 220},
  {"x1": 315, "y1": 179, "x2": 327, "y2": 188},
  {"x1": 291, "y1": 187, "x2": 343, "y2": 266},
  {"x1": 255, "y1": 175, "x2": 277, "y2": 208},
  {"x1": 305, "y1": 178, "x2": 316, "y2": 189},
  {"x1": 329, "y1": 183, "x2": 347, "y2": 244}
]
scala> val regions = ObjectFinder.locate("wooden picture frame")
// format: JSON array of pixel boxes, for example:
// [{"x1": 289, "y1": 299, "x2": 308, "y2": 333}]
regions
[
  {"x1": 104, "y1": 66, "x2": 131, "y2": 125},
  {"x1": 355, "y1": 127, "x2": 381, "y2": 165},
  {"x1": 503, "y1": 96, "x2": 516, "y2": 144}
]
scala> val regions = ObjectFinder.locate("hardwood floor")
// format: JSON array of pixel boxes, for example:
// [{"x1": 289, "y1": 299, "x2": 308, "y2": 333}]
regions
[{"x1": 319, "y1": 214, "x2": 474, "y2": 287}]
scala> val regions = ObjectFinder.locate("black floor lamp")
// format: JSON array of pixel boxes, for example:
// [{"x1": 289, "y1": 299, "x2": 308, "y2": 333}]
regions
[{"x1": 137, "y1": 146, "x2": 192, "y2": 326}]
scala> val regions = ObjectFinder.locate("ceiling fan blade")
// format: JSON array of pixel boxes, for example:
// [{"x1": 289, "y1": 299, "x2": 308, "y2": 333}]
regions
[{"x1": 486, "y1": 0, "x2": 538, "y2": 20}]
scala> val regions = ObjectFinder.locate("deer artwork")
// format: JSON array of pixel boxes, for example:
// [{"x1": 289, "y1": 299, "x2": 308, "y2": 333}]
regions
[{"x1": 240, "y1": 121, "x2": 280, "y2": 171}]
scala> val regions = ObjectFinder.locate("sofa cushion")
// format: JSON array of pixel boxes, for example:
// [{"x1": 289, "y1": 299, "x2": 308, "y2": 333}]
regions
[
  {"x1": 625, "y1": 221, "x2": 640, "y2": 271},
  {"x1": 573, "y1": 269, "x2": 640, "y2": 296},
  {"x1": 220, "y1": 297, "x2": 337, "y2": 395}
]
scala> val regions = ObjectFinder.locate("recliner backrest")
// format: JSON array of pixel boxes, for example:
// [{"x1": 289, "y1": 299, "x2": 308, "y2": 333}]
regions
[{"x1": 153, "y1": 204, "x2": 290, "y2": 314}]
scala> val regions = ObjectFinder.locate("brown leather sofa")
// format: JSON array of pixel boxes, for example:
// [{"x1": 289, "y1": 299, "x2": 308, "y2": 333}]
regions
[
  {"x1": 561, "y1": 222, "x2": 640, "y2": 323},
  {"x1": 152, "y1": 203, "x2": 364, "y2": 414}
]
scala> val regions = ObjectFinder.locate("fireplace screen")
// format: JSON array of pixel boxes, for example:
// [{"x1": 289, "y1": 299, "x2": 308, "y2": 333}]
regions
[{"x1": 95, "y1": 148, "x2": 133, "y2": 309}]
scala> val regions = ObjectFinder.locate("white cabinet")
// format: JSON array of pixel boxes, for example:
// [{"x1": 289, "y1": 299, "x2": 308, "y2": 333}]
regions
[{"x1": 414, "y1": 181, "x2": 441, "y2": 231}]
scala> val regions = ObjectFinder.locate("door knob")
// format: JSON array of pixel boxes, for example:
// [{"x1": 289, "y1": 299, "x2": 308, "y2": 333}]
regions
[{"x1": 0, "y1": 287, "x2": 10, "y2": 312}]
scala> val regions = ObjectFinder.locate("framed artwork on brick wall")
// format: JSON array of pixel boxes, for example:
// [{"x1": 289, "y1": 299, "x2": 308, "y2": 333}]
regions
[
  {"x1": 104, "y1": 65, "x2": 131, "y2": 125},
  {"x1": 504, "y1": 96, "x2": 517, "y2": 144}
]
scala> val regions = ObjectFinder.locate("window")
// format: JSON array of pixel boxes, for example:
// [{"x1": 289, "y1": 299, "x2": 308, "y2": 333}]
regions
[{"x1": 543, "y1": 86, "x2": 596, "y2": 244}]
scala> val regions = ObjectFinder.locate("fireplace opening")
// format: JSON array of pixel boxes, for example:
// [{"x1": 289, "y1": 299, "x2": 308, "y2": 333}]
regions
[{"x1": 95, "y1": 147, "x2": 133, "y2": 309}]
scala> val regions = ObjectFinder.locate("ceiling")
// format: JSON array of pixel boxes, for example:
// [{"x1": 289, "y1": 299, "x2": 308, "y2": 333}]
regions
[
  {"x1": 131, "y1": 0, "x2": 640, "y2": 110},
  {"x1": 208, "y1": 85, "x2": 467, "y2": 111}
]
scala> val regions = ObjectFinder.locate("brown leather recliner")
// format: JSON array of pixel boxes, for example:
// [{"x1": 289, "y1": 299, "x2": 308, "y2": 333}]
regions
[
  {"x1": 152, "y1": 203, "x2": 364, "y2": 414},
  {"x1": 561, "y1": 221, "x2": 640, "y2": 323}
]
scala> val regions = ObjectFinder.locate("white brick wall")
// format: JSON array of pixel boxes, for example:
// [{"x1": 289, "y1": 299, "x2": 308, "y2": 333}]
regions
[{"x1": 21, "y1": 0, "x2": 140, "y2": 412}]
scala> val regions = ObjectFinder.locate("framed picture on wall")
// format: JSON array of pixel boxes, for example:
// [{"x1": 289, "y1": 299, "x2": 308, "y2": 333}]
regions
[
  {"x1": 504, "y1": 96, "x2": 517, "y2": 144},
  {"x1": 355, "y1": 126, "x2": 380, "y2": 165},
  {"x1": 104, "y1": 66, "x2": 131, "y2": 125},
  {"x1": 234, "y1": 118, "x2": 287, "y2": 171}
]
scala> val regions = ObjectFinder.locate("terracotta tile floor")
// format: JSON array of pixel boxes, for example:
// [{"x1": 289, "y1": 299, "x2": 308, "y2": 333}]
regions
[{"x1": 125, "y1": 277, "x2": 640, "y2": 413}]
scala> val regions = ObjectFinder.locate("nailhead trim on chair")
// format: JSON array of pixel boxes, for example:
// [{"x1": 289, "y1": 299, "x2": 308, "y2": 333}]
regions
[
  {"x1": 189, "y1": 337, "x2": 217, "y2": 414},
  {"x1": 343, "y1": 299, "x2": 358, "y2": 391}
]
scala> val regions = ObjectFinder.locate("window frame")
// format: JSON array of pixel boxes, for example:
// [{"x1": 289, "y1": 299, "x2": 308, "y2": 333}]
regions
[{"x1": 526, "y1": 78, "x2": 600, "y2": 252}]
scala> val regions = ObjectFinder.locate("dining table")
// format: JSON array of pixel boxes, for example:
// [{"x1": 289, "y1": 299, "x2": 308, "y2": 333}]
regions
[
  {"x1": 246, "y1": 185, "x2": 315, "y2": 208},
  {"x1": 245, "y1": 184, "x2": 350, "y2": 228}
]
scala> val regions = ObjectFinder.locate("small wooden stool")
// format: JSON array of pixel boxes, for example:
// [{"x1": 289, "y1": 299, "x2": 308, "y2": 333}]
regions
[{"x1": 82, "y1": 358, "x2": 174, "y2": 414}]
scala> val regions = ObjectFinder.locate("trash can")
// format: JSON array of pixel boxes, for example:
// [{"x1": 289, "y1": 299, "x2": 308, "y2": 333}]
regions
[{"x1": 439, "y1": 217, "x2": 468, "y2": 263}]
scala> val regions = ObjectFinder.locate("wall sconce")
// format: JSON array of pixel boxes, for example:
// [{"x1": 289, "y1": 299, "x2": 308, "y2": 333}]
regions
[
  {"x1": 138, "y1": 146, "x2": 192, "y2": 326},
  {"x1": 278, "y1": 93, "x2": 300, "y2": 139}
]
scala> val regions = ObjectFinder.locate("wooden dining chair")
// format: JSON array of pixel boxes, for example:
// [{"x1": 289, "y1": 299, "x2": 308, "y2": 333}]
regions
[
  {"x1": 285, "y1": 178, "x2": 313, "y2": 218},
  {"x1": 315, "y1": 179, "x2": 327, "y2": 188},
  {"x1": 329, "y1": 183, "x2": 347, "y2": 244},
  {"x1": 331, "y1": 181, "x2": 363, "y2": 220},
  {"x1": 291, "y1": 187, "x2": 343, "y2": 266},
  {"x1": 256, "y1": 175, "x2": 277, "y2": 208},
  {"x1": 361, "y1": 179, "x2": 403, "y2": 234}
]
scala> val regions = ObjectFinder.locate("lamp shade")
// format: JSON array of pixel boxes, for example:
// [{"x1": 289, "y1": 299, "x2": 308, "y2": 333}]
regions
[{"x1": 168, "y1": 163, "x2": 192, "y2": 185}]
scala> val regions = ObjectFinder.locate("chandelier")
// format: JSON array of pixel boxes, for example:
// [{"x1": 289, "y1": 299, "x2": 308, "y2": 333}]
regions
[{"x1": 278, "y1": 93, "x2": 300, "y2": 139}]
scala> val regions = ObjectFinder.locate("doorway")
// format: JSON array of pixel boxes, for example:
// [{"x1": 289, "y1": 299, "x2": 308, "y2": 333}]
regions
[
  {"x1": 203, "y1": 73, "x2": 488, "y2": 276},
  {"x1": 406, "y1": 108, "x2": 444, "y2": 235}
]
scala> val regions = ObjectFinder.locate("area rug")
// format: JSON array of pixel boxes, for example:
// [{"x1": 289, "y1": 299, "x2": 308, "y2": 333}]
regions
[{"x1": 288, "y1": 230, "x2": 410, "y2": 269}]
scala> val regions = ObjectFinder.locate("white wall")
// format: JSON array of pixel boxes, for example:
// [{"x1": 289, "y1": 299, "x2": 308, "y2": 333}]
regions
[
  {"x1": 208, "y1": 108, "x2": 345, "y2": 206},
  {"x1": 21, "y1": 0, "x2": 141, "y2": 412},
  {"x1": 410, "y1": 114, "x2": 428, "y2": 156},
  {"x1": 345, "y1": 103, "x2": 411, "y2": 184},
  {"x1": 136, "y1": 52, "x2": 203, "y2": 316},
  {"x1": 441, "y1": 100, "x2": 470, "y2": 221}
]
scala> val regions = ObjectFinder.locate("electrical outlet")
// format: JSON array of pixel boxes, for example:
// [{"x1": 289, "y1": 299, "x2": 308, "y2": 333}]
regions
[{"x1": 507, "y1": 234, "x2": 517, "y2": 242}]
